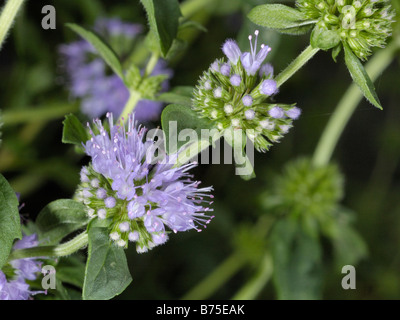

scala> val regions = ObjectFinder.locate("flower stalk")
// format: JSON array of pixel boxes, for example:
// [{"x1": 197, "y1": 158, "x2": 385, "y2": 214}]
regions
[
  {"x1": 7, "y1": 231, "x2": 89, "y2": 261},
  {"x1": 275, "y1": 45, "x2": 320, "y2": 88},
  {"x1": 118, "y1": 52, "x2": 161, "y2": 123}
]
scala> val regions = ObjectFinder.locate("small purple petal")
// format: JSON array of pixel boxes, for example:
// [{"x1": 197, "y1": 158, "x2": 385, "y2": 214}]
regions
[
  {"x1": 260, "y1": 79, "x2": 278, "y2": 96},
  {"x1": 105, "y1": 197, "x2": 116, "y2": 208},
  {"x1": 242, "y1": 95, "x2": 253, "y2": 107},
  {"x1": 230, "y1": 74, "x2": 241, "y2": 87},
  {"x1": 222, "y1": 39, "x2": 242, "y2": 64},
  {"x1": 269, "y1": 106, "x2": 285, "y2": 119},
  {"x1": 286, "y1": 107, "x2": 302, "y2": 120},
  {"x1": 259, "y1": 63, "x2": 274, "y2": 77},
  {"x1": 220, "y1": 63, "x2": 231, "y2": 76}
]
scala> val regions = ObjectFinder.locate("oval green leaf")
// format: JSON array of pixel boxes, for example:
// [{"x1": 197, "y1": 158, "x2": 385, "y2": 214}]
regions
[
  {"x1": 343, "y1": 43, "x2": 382, "y2": 110},
  {"x1": 248, "y1": 4, "x2": 314, "y2": 35},
  {"x1": 0, "y1": 174, "x2": 22, "y2": 268},
  {"x1": 140, "y1": 0, "x2": 182, "y2": 57},
  {"x1": 83, "y1": 226, "x2": 132, "y2": 300},
  {"x1": 36, "y1": 199, "x2": 90, "y2": 245},
  {"x1": 66, "y1": 23, "x2": 124, "y2": 79}
]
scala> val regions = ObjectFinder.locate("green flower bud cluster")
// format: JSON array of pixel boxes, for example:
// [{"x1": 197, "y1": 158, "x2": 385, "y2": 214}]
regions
[
  {"x1": 262, "y1": 158, "x2": 344, "y2": 229},
  {"x1": 296, "y1": 0, "x2": 395, "y2": 60}
]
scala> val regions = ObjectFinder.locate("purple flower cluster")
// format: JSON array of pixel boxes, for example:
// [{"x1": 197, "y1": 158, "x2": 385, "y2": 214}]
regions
[
  {"x1": 59, "y1": 18, "x2": 173, "y2": 122},
  {"x1": 0, "y1": 234, "x2": 44, "y2": 300},
  {"x1": 193, "y1": 30, "x2": 302, "y2": 152},
  {"x1": 78, "y1": 113, "x2": 214, "y2": 252}
]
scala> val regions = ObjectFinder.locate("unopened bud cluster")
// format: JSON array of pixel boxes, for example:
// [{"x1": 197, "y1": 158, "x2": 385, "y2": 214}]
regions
[
  {"x1": 193, "y1": 31, "x2": 301, "y2": 152},
  {"x1": 296, "y1": 0, "x2": 395, "y2": 60}
]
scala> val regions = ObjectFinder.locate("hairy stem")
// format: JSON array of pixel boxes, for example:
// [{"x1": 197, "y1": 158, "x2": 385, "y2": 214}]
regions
[
  {"x1": 118, "y1": 52, "x2": 160, "y2": 122},
  {"x1": 0, "y1": 0, "x2": 26, "y2": 50},
  {"x1": 312, "y1": 40, "x2": 400, "y2": 167},
  {"x1": 275, "y1": 45, "x2": 320, "y2": 88},
  {"x1": 7, "y1": 232, "x2": 88, "y2": 261}
]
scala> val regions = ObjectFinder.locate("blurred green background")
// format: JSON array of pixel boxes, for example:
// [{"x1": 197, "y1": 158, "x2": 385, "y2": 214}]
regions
[{"x1": 1, "y1": 0, "x2": 400, "y2": 299}]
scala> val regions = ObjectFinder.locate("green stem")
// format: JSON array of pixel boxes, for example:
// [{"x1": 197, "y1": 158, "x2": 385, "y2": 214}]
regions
[
  {"x1": 181, "y1": 252, "x2": 246, "y2": 300},
  {"x1": 0, "y1": 0, "x2": 25, "y2": 50},
  {"x1": 7, "y1": 231, "x2": 88, "y2": 261},
  {"x1": 232, "y1": 252, "x2": 273, "y2": 300},
  {"x1": 312, "y1": 40, "x2": 400, "y2": 167},
  {"x1": 275, "y1": 45, "x2": 320, "y2": 88},
  {"x1": 2, "y1": 103, "x2": 79, "y2": 126},
  {"x1": 118, "y1": 90, "x2": 142, "y2": 122},
  {"x1": 119, "y1": 52, "x2": 160, "y2": 122}
]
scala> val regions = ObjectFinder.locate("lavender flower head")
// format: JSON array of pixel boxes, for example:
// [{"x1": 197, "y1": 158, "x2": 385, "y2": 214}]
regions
[
  {"x1": 0, "y1": 234, "x2": 44, "y2": 300},
  {"x1": 77, "y1": 113, "x2": 214, "y2": 253},
  {"x1": 59, "y1": 18, "x2": 173, "y2": 122},
  {"x1": 193, "y1": 30, "x2": 302, "y2": 152}
]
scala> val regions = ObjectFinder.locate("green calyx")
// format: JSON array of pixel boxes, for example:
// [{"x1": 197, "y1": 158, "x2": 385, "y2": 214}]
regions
[
  {"x1": 76, "y1": 165, "x2": 162, "y2": 252},
  {"x1": 297, "y1": 0, "x2": 395, "y2": 60}
]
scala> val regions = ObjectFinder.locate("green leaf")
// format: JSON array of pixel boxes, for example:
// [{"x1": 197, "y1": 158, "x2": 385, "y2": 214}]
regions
[
  {"x1": 140, "y1": 0, "x2": 182, "y2": 57},
  {"x1": 332, "y1": 44, "x2": 342, "y2": 62},
  {"x1": 82, "y1": 226, "x2": 132, "y2": 300},
  {"x1": 164, "y1": 38, "x2": 188, "y2": 61},
  {"x1": 310, "y1": 25, "x2": 340, "y2": 50},
  {"x1": 161, "y1": 104, "x2": 214, "y2": 154},
  {"x1": 62, "y1": 114, "x2": 90, "y2": 146},
  {"x1": 343, "y1": 43, "x2": 382, "y2": 109},
  {"x1": 66, "y1": 23, "x2": 124, "y2": 79},
  {"x1": 248, "y1": 4, "x2": 314, "y2": 35},
  {"x1": 157, "y1": 86, "x2": 194, "y2": 105},
  {"x1": 271, "y1": 218, "x2": 322, "y2": 300},
  {"x1": 0, "y1": 174, "x2": 22, "y2": 268},
  {"x1": 56, "y1": 255, "x2": 86, "y2": 288},
  {"x1": 332, "y1": 224, "x2": 368, "y2": 267},
  {"x1": 36, "y1": 199, "x2": 89, "y2": 245}
]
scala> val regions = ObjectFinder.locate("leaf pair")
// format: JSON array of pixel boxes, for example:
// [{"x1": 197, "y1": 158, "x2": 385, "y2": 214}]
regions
[{"x1": 248, "y1": 4, "x2": 382, "y2": 109}]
